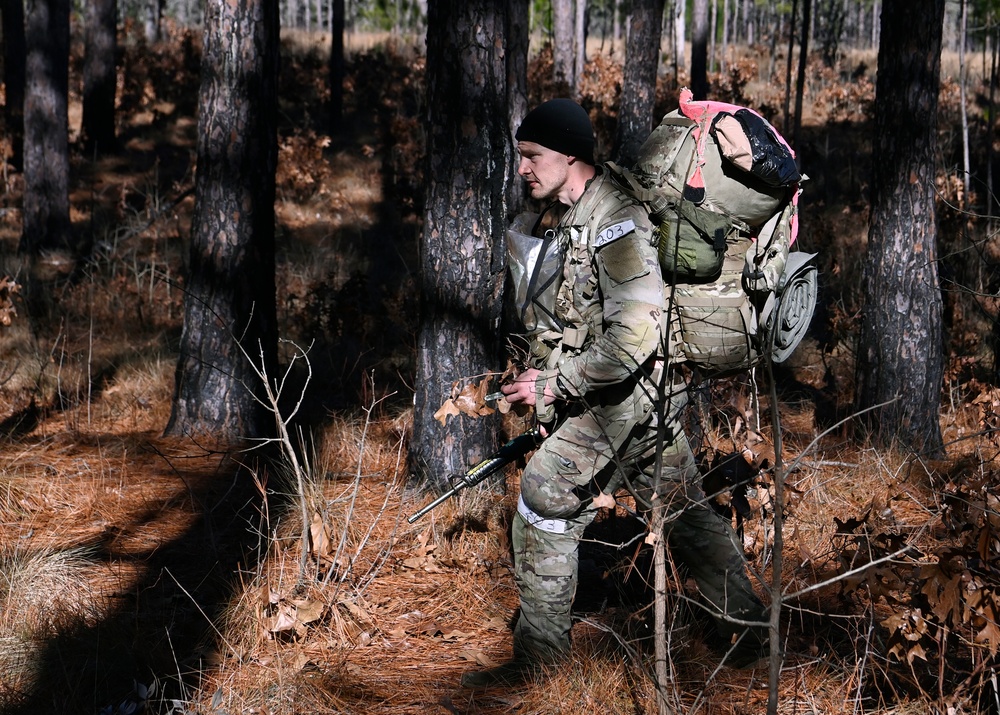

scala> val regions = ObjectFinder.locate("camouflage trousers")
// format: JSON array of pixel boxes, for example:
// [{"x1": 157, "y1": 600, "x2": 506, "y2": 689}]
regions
[{"x1": 511, "y1": 376, "x2": 766, "y2": 663}]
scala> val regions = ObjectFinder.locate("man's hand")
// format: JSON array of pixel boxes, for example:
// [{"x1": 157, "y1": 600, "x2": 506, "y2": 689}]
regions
[{"x1": 500, "y1": 368, "x2": 556, "y2": 406}]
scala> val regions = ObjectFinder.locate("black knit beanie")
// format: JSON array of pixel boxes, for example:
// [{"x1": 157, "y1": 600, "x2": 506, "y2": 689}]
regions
[{"x1": 515, "y1": 99, "x2": 595, "y2": 164}]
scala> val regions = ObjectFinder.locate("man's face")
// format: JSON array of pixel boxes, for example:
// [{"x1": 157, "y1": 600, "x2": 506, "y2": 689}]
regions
[{"x1": 517, "y1": 141, "x2": 570, "y2": 202}]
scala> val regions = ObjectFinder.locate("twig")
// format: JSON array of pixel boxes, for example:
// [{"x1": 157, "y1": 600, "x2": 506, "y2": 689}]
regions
[
  {"x1": 163, "y1": 567, "x2": 244, "y2": 664},
  {"x1": 323, "y1": 374, "x2": 395, "y2": 590}
]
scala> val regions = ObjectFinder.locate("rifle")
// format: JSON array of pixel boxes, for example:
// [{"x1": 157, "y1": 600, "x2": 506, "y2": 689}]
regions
[{"x1": 407, "y1": 427, "x2": 544, "y2": 523}]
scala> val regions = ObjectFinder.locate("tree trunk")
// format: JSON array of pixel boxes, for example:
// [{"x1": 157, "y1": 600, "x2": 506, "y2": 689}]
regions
[
  {"x1": 793, "y1": 0, "x2": 811, "y2": 151},
  {"x1": 1, "y1": 0, "x2": 26, "y2": 171},
  {"x1": 672, "y1": 0, "x2": 684, "y2": 85},
  {"x1": 690, "y1": 0, "x2": 709, "y2": 99},
  {"x1": 574, "y1": 0, "x2": 587, "y2": 89},
  {"x1": 612, "y1": 0, "x2": 621, "y2": 50},
  {"x1": 651, "y1": 506, "x2": 670, "y2": 715},
  {"x1": 871, "y1": 0, "x2": 879, "y2": 46},
  {"x1": 507, "y1": 0, "x2": 530, "y2": 213},
  {"x1": 21, "y1": 0, "x2": 71, "y2": 256},
  {"x1": 989, "y1": 24, "x2": 998, "y2": 219},
  {"x1": 165, "y1": 0, "x2": 280, "y2": 443},
  {"x1": 82, "y1": 0, "x2": 118, "y2": 156},
  {"x1": 144, "y1": 0, "x2": 163, "y2": 43},
  {"x1": 411, "y1": 0, "x2": 512, "y2": 488},
  {"x1": 958, "y1": 0, "x2": 970, "y2": 202},
  {"x1": 708, "y1": 0, "x2": 716, "y2": 74},
  {"x1": 784, "y1": 0, "x2": 798, "y2": 137},
  {"x1": 553, "y1": 0, "x2": 575, "y2": 93},
  {"x1": 856, "y1": 0, "x2": 945, "y2": 457},
  {"x1": 721, "y1": 0, "x2": 729, "y2": 73},
  {"x1": 328, "y1": 0, "x2": 345, "y2": 134},
  {"x1": 614, "y1": 0, "x2": 665, "y2": 166}
]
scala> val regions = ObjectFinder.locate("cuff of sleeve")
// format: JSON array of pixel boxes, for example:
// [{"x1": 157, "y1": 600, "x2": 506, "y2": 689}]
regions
[
  {"x1": 534, "y1": 371, "x2": 557, "y2": 424},
  {"x1": 542, "y1": 369, "x2": 579, "y2": 401},
  {"x1": 535, "y1": 370, "x2": 556, "y2": 401}
]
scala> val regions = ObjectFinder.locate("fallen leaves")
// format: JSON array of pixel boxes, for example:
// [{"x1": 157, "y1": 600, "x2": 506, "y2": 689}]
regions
[
  {"x1": 882, "y1": 609, "x2": 930, "y2": 664},
  {"x1": 433, "y1": 376, "x2": 497, "y2": 425},
  {"x1": 400, "y1": 527, "x2": 478, "y2": 573},
  {"x1": 0, "y1": 276, "x2": 19, "y2": 328},
  {"x1": 262, "y1": 585, "x2": 328, "y2": 639}
]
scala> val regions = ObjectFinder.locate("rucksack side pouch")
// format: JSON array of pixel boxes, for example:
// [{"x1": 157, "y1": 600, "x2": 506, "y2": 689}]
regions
[{"x1": 657, "y1": 200, "x2": 740, "y2": 282}]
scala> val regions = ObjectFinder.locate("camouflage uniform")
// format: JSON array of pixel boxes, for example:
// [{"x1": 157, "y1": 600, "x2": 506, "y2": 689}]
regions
[{"x1": 511, "y1": 166, "x2": 767, "y2": 665}]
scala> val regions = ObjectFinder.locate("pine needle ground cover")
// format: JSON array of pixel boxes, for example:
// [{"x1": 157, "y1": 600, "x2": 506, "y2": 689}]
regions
[{"x1": 0, "y1": 26, "x2": 998, "y2": 715}]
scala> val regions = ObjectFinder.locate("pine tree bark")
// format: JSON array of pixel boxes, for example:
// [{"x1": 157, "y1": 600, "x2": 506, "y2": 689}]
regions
[
  {"x1": 573, "y1": 0, "x2": 586, "y2": 90},
  {"x1": 144, "y1": 0, "x2": 164, "y2": 42},
  {"x1": 793, "y1": 0, "x2": 811, "y2": 150},
  {"x1": 552, "y1": 0, "x2": 575, "y2": 93},
  {"x1": 672, "y1": 0, "x2": 685, "y2": 85},
  {"x1": 614, "y1": 0, "x2": 664, "y2": 166},
  {"x1": 1, "y1": 0, "x2": 26, "y2": 171},
  {"x1": 328, "y1": 0, "x2": 345, "y2": 133},
  {"x1": 165, "y1": 0, "x2": 280, "y2": 442},
  {"x1": 690, "y1": 0, "x2": 709, "y2": 99},
  {"x1": 21, "y1": 0, "x2": 71, "y2": 256},
  {"x1": 411, "y1": 0, "x2": 512, "y2": 488},
  {"x1": 82, "y1": 0, "x2": 118, "y2": 155},
  {"x1": 506, "y1": 0, "x2": 530, "y2": 213},
  {"x1": 856, "y1": 0, "x2": 945, "y2": 457}
]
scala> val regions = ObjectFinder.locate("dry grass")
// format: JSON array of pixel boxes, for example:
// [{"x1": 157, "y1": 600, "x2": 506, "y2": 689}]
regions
[
  {"x1": 0, "y1": 27, "x2": 998, "y2": 715},
  {"x1": 1, "y1": 294, "x2": 996, "y2": 715}
]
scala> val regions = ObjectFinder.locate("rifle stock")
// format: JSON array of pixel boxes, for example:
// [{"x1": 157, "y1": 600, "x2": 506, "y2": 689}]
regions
[{"x1": 407, "y1": 428, "x2": 543, "y2": 523}]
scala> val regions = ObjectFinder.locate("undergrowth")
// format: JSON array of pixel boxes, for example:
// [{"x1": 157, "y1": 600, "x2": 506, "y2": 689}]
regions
[{"x1": 0, "y1": 23, "x2": 998, "y2": 715}]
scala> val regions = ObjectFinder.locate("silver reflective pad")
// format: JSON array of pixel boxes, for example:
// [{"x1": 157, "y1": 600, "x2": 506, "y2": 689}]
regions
[{"x1": 507, "y1": 212, "x2": 564, "y2": 335}]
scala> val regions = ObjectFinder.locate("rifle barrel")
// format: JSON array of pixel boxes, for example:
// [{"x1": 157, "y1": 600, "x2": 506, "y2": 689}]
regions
[
  {"x1": 406, "y1": 485, "x2": 460, "y2": 523},
  {"x1": 405, "y1": 428, "x2": 543, "y2": 524}
]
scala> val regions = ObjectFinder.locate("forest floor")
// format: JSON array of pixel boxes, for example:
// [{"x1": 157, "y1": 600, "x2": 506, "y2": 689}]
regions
[{"x1": 1, "y1": 26, "x2": 999, "y2": 715}]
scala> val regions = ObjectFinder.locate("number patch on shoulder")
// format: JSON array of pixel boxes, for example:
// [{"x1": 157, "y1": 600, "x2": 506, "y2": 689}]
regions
[{"x1": 593, "y1": 219, "x2": 636, "y2": 249}]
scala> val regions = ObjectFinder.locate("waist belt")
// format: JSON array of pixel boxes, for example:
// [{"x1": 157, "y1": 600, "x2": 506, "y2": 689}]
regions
[{"x1": 517, "y1": 494, "x2": 568, "y2": 534}]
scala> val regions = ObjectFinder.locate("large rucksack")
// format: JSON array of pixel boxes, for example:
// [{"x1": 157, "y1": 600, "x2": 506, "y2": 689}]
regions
[{"x1": 608, "y1": 88, "x2": 818, "y2": 374}]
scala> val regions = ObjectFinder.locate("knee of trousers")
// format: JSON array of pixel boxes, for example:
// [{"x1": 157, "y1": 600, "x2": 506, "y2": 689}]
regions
[
  {"x1": 512, "y1": 512, "x2": 581, "y2": 608},
  {"x1": 519, "y1": 445, "x2": 590, "y2": 519}
]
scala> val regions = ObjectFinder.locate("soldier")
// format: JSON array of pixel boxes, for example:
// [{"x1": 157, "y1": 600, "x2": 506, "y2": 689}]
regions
[{"x1": 460, "y1": 99, "x2": 768, "y2": 689}]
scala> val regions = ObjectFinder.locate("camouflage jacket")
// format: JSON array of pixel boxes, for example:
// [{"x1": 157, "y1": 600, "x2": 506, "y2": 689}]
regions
[{"x1": 532, "y1": 167, "x2": 664, "y2": 405}]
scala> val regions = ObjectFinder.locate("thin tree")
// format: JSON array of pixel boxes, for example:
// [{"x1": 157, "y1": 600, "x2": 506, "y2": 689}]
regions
[
  {"x1": 553, "y1": 0, "x2": 575, "y2": 93},
  {"x1": 574, "y1": 0, "x2": 586, "y2": 90},
  {"x1": 613, "y1": 0, "x2": 665, "y2": 166},
  {"x1": 989, "y1": 18, "x2": 998, "y2": 219},
  {"x1": 708, "y1": 0, "x2": 716, "y2": 73},
  {"x1": 958, "y1": 0, "x2": 970, "y2": 202},
  {"x1": 672, "y1": 0, "x2": 685, "y2": 86},
  {"x1": 721, "y1": 0, "x2": 730, "y2": 73},
  {"x1": 165, "y1": 0, "x2": 280, "y2": 442},
  {"x1": 144, "y1": 0, "x2": 164, "y2": 42},
  {"x1": 855, "y1": 0, "x2": 946, "y2": 457},
  {"x1": 690, "y1": 0, "x2": 709, "y2": 99},
  {"x1": 507, "y1": 0, "x2": 530, "y2": 212},
  {"x1": 783, "y1": 0, "x2": 798, "y2": 137},
  {"x1": 793, "y1": 0, "x2": 811, "y2": 151},
  {"x1": 410, "y1": 0, "x2": 513, "y2": 487},
  {"x1": 744, "y1": 0, "x2": 754, "y2": 45},
  {"x1": 82, "y1": 0, "x2": 118, "y2": 156},
  {"x1": 328, "y1": 0, "x2": 345, "y2": 134},
  {"x1": 21, "y1": 0, "x2": 71, "y2": 257},
  {"x1": 1, "y1": 0, "x2": 26, "y2": 171}
]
